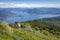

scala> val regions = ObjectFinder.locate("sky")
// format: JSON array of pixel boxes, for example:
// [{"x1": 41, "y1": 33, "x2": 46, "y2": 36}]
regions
[{"x1": 0, "y1": 0, "x2": 60, "y2": 8}]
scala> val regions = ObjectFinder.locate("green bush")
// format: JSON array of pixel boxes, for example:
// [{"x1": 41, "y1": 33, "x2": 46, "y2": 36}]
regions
[
  {"x1": 34, "y1": 27, "x2": 39, "y2": 31},
  {"x1": 21, "y1": 23, "x2": 31, "y2": 28},
  {"x1": 0, "y1": 22, "x2": 12, "y2": 34}
]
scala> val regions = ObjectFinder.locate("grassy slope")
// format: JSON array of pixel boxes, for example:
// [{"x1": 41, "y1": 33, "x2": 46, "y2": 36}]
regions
[
  {"x1": 0, "y1": 22, "x2": 45, "y2": 40},
  {"x1": 23, "y1": 20, "x2": 60, "y2": 40},
  {"x1": 0, "y1": 22, "x2": 16, "y2": 40},
  {"x1": 41, "y1": 16, "x2": 60, "y2": 27},
  {"x1": 0, "y1": 20, "x2": 60, "y2": 40},
  {"x1": 12, "y1": 28, "x2": 45, "y2": 40}
]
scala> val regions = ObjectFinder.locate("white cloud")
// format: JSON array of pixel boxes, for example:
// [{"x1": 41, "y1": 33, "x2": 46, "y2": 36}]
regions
[{"x1": 0, "y1": 2, "x2": 60, "y2": 8}]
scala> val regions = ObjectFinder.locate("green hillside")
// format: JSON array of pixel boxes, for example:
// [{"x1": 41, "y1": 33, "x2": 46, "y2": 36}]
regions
[
  {"x1": 42, "y1": 16, "x2": 60, "y2": 28},
  {"x1": 0, "y1": 20, "x2": 60, "y2": 40},
  {"x1": 0, "y1": 22, "x2": 45, "y2": 40}
]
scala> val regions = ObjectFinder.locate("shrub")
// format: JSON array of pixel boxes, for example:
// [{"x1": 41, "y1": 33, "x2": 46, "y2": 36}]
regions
[
  {"x1": 21, "y1": 23, "x2": 31, "y2": 28},
  {"x1": 0, "y1": 22, "x2": 12, "y2": 34},
  {"x1": 34, "y1": 27, "x2": 39, "y2": 31}
]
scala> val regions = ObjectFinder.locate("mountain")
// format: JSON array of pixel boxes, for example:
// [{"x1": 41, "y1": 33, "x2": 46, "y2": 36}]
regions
[
  {"x1": 0, "y1": 8, "x2": 60, "y2": 15},
  {"x1": 0, "y1": 8, "x2": 60, "y2": 40},
  {"x1": 40, "y1": 16, "x2": 60, "y2": 23},
  {"x1": 22, "y1": 17, "x2": 60, "y2": 40},
  {"x1": 0, "y1": 8, "x2": 60, "y2": 22},
  {"x1": 0, "y1": 10, "x2": 16, "y2": 18},
  {"x1": 0, "y1": 22, "x2": 44, "y2": 40},
  {"x1": 0, "y1": 20, "x2": 60, "y2": 40},
  {"x1": 24, "y1": 16, "x2": 60, "y2": 26},
  {"x1": 26, "y1": 8, "x2": 60, "y2": 15}
]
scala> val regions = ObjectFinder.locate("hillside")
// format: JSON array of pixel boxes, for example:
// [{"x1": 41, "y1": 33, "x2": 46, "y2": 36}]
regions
[
  {"x1": 39, "y1": 16, "x2": 60, "y2": 26},
  {"x1": 0, "y1": 19, "x2": 60, "y2": 40},
  {"x1": 40, "y1": 16, "x2": 60, "y2": 22},
  {"x1": 0, "y1": 22, "x2": 46, "y2": 40}
]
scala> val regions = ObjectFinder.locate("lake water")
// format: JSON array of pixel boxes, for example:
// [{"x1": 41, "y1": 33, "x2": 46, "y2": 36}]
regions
[
  {"x1": 0, "y1": 8, "x2": 60, "y2": 22},
  {"x1": 0, "y1": 11, "x2": 60, "y2": 22}
]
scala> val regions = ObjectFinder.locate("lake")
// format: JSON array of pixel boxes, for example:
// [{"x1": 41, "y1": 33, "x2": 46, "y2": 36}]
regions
[
  {"x1": 0, "y1": 8, "x2": 60, "y2": 22},
  {"x1": 0, "y1": 12, "x2": 60, "y2": 22}
]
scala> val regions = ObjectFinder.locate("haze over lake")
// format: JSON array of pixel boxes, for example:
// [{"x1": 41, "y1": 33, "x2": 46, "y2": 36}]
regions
[{"x1": 0, "y1": 8, "x2": 60, "y2": 22}]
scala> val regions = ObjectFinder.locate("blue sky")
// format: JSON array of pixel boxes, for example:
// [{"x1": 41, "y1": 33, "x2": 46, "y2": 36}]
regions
[
  {"x1": 0, "y1": 0, "x2": 60, "y2": 8},
  {"x1": 0, "y1": 0, "x2": 60, "y2": 3}
]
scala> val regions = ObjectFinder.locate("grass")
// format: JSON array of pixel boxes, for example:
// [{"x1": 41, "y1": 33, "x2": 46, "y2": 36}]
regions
[
  {"x1": 0, "y1": 22, "x2": 45, "y2": 40},
  {"x1": 0, "y1": 22, "x2": 60, "y2": 40},
  {"x1": 12, "y1": 28, "x2": 45, "y2": 40}
]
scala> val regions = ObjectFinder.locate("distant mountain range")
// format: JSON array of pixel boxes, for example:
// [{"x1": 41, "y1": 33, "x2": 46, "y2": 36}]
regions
[
  {"x1": 0, "y1": 8, "x2": 60, "y2": 22},
  {"x1": 0, "y1": 10, "x2": 16, "y2": 18},
  {"x1": 26, "y1": 8, "x2": 60, "y2": 15},
  {"x1": 0, "y1": 8, "x2": 60, "y2": 15}
]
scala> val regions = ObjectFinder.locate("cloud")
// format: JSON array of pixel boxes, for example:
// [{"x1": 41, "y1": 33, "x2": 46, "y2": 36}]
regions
[{"x1": 0, "y1": 2, "x2": 60, "y2": 8}]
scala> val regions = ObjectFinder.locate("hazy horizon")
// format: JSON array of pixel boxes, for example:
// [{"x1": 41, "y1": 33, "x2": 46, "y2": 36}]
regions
[{"x1": 0, "y1": 0, "x2": 60, "y2": 8}]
